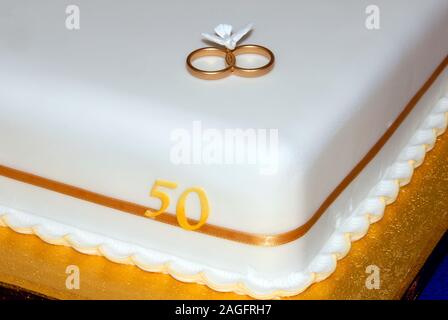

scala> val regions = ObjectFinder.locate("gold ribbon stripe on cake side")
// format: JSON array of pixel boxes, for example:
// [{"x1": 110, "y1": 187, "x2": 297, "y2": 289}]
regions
[{"x1": 0, "y1": 55, "x2": 447, "y2": 247}]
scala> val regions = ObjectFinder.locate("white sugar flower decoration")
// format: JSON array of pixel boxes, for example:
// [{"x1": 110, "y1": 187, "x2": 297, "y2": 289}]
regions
[{"x1": 202, "y1": 23, "x2": 253, "y2": 50}]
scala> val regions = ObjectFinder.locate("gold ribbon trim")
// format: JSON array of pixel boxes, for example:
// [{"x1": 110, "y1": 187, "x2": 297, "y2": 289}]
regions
[{"x1": 0, "y1": 55, "x2": 447, "y2": 246}]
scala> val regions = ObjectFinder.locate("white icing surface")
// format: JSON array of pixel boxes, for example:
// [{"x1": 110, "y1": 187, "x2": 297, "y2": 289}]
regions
[{"x1": 0, "y1": 1, "x2": 448, "y2": 298}]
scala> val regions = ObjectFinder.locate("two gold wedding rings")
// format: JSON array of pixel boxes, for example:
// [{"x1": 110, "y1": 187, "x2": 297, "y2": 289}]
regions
[{"x1": 186, "y1": 44, "x2": 275, "y2": 80}]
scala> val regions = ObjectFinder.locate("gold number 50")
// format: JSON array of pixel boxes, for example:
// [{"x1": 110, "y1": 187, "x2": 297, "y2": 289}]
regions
[{"x1": 144, "y1": 180, "x2": 210, "y2": 231}]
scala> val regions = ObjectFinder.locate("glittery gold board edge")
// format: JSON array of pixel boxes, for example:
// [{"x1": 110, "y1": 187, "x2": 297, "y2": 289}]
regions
[{"x1": 0, "y1": 131, "x2": 447, "y2": 300}]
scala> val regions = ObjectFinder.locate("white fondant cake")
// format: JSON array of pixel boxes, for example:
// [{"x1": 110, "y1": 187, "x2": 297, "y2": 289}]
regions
[{"x1": 0, "y1": 0, "x2": 447, "y2": 298}]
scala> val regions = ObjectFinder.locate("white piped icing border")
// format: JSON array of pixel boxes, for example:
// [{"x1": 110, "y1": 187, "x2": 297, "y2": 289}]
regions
[{"x1": 1, "y1": 95, "x2": 447, "y2": 299}]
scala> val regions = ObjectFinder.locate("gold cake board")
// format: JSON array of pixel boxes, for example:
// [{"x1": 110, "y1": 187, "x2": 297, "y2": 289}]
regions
[{"x1": 0, "y1": 133, "x2": 447, "y2": 300}]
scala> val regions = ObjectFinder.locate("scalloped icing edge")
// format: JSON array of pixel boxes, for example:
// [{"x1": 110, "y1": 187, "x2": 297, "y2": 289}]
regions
[{"x1": 1, "y1": 95, "x2": 447, "y2": 300}]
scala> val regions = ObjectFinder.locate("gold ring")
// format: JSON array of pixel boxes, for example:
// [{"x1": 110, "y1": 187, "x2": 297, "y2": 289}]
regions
[
  {"x1": 186, "y1": 47, "x2": 234, "y2": 80},
  {"x1": 232, "y1": 44, "x2": 275, "y2": 78},
  {"x1": 186, "y1": 45, "x2": 275, "y2": 80}
]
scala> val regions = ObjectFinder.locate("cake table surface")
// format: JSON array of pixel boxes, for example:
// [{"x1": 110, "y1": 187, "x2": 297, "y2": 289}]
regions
[{"x1": 1, "y1": 132, "x2": 447, "y2": 300}]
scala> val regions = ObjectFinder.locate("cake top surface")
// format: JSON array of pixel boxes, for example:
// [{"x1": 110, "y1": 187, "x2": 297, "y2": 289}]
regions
[
  {"x1": 1, "y1": 1, "x2": 445, "y2": 135},
  {"x1": 0, "y1": 0, "x2": 447, "y2": 233}
]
